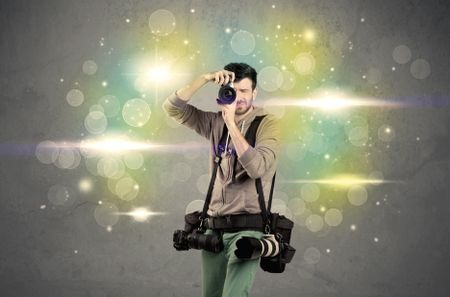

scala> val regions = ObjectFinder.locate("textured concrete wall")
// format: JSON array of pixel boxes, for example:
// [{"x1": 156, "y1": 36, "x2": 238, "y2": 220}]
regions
[{"x1": 1, "y1": 0, "x2": 450, "y2": 296}]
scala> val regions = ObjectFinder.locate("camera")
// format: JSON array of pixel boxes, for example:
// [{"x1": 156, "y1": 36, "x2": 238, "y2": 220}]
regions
[
  {"x1": 173, "y1": 229, "x2": 224, "y2": 253},
  {"x1": 216, "y1": 82, "x2": 236, "y2": 105},
  {"x1": 234, "y1": 234, "x2": 281, "y2": 260}
]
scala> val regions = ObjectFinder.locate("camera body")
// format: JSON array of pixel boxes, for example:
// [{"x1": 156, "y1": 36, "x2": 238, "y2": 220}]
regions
[
  {"x1": 173, "y1": 228, "x2": 224, "y2": 253},
  {"x1": 216, "y1": 83, "x2": 236, "y2": 105}
]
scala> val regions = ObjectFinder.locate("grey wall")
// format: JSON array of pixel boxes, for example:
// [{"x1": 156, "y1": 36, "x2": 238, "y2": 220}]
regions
[{"x1": 1, "y1": 0, "x2": 450, "y2": 296}]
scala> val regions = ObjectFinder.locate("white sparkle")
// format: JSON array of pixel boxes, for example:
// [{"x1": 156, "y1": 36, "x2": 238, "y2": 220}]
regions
[
  {"x1": 361, "y1": 18, "x2": 365, "y2": 22},
  {"x1": 40, "y1": 204, "x2": 46, "y2": 210},
  {"x1": 190, "y1": 8, "x2": 195, "y2": 13},
  {"x1": 74, "y1": 250, "x2": 78, "y2": 254},
  {"x1": 102, "y1": 81, "x2": 108, "y2": 87},
  {"x1": 125, "y1": 18, "x2": 130, "y2": 23},
  {"x1": 350, "y1": 224, "x2": 357, "y2": 231},
  {"x1": 374, "y1": 237, "x2": 379, "y2": 242}
]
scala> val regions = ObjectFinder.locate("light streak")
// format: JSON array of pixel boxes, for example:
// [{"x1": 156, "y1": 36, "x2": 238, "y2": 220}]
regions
[
  {"x1": 42, "y1": 139, "x2": 208, "y2": 154},
  {"x1": 266, "y1": 96, "x2": 403, "y2": 110},
  {"x1": 282, "y1": 176, "x2": 402, "y2": 186},
  {"x1": 115, "y1": 207, "x2": 167, "y2": 222}
]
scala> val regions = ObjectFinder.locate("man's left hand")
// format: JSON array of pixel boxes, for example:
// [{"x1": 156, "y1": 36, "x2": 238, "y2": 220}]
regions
[{"x1": 221, "y1": 101, "x2": 237, "y2": 128}]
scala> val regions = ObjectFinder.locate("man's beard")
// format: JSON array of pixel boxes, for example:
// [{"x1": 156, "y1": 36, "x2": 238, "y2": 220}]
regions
[
  {"x1": 235, "y1": 100, "x2": 253, "y2": 115},
  {"x1": 235, "y1": 104, "x2": 252, "y2": 115}
]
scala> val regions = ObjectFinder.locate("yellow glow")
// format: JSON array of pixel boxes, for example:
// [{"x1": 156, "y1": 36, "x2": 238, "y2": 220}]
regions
[
  {"x1": 147, "y1": 65, "x2": 170, "y2": 82},
  {"x1": 304, "y1": 29, "x2": 315, "y2": 41},
  {"x1": 116, "y1": 207, "x2": 167, "y2": 222},
  {"x1": 78, "y1": 178, "x2": 93, "y2": 192}
]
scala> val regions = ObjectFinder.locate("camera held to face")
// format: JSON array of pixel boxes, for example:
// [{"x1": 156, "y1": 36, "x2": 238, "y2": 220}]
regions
[{"x1": 216, "y1": 82, "x2": 236, "y2": 105}]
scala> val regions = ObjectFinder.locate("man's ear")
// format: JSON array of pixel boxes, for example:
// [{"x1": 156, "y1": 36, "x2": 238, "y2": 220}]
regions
[{"x1": 252, "y1": 87, "x2": 257, "y2": 100}]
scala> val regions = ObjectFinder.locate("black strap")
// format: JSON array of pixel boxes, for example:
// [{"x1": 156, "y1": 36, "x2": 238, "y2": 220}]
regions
[
  {"x1": 200, "y1": 123, "x2": 228, "y2": 221},
  {"x1": 245, "y1": 115, "x2": 277, "y2": 230},
  {"x1": 256, "y1": 173, "x2": 277, "y2": 231},
  {"x1": 200, "y1": 115, "x2": 275, "y2": 228}
]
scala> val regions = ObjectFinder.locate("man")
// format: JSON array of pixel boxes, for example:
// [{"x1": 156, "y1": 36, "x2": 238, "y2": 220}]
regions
[{"x1": 163, "y1": 63, "x2": 280, "y2": 297}]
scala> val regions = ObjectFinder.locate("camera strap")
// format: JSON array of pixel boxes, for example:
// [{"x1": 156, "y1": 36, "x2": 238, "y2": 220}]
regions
[
  {"x1": 199, "y1": 115, "x2": 269, "y2": 226},
  {"x1": 240, "y1": 115, "x2": 277, "y2": 233},
  {"x1": 199, "y1": 123, "x2": 228, "y2": 224}
]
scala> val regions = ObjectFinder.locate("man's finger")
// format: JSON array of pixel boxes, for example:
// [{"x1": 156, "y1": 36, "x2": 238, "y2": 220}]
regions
[
  {"x1": 214, "y1": 73, "x2": 220, "y2": 84},
  {"x1": 218, "y1": 72, "x2": 225, "y2": 85}
]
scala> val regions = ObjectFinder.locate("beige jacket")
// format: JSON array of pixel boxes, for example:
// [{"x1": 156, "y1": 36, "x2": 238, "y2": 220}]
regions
[{"x1": 163, "y1": 93, "x2": 280, "y2": 217}]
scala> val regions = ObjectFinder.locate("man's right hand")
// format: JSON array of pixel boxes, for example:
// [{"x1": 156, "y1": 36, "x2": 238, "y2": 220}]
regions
[
  {"x1": 204, "y1": 70, "x2": 236, "y2": 86},
  {"x1": 175, "y1": 70, "x2": 236, "y2": 102}
]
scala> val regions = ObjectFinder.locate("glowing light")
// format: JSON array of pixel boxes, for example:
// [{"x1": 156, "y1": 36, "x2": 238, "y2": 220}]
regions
[
  {"x1": 265, "y1": 94, "x2": 403, "y2": 110},
  {"x1": 374, "y1": 237, "x2": 379, "y2": 242},
  {"x1": 51, "y1": 139, "x2": 208, "y2": 156},
  {"x1": 101, "y1": 81, "x2": 108, "y2": 87},
  {"x1": 147, "y1": 65, "x2": 170, "y2": 82},
  {"x1": 350, "y1": 224, "x2": 357, "y2": 231},
  {"x1": 225, "y1": 27, "x2": 231, "y2": 33},
  {"x1": 304, "y1": 29, "x2": 315, "y2": 41},
  {"x1": 149, "y1": 9, "x2": 176, "y2": 36},
  {"x1": 283, "y1": 175, "x2": 400, "y2": 186},
  {"x1": 116, "y1": 207, "x2": 167, "y2": 222},
  {"x1": 79, "y1": 178, "x2": 93, "y2": 192}
]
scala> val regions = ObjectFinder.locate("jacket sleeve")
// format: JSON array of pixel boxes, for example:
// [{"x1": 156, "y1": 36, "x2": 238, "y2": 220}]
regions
[
  {"x1": 238, "y1": 114, "x2": 281, "y2": 179},
  {"x1": 162, "y1": 92, "x2": 217, "y2": 139}
]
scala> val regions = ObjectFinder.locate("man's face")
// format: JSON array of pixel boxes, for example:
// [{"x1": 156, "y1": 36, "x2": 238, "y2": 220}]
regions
[{"x1": 232, "y1": 78, "x2": 257, "y2": 115}]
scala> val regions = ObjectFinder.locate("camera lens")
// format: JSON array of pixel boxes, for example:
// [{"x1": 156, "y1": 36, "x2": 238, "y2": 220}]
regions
[{"x1": 217, "y1": 83, "x2": 236, "y2": 105}]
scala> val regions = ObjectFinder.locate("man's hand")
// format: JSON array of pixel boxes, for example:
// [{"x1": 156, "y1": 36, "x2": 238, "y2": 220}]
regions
[
  {"x1": 176, "y1": 70, "x2": 235, "y2": 102},
  {"x1": 204, "y1": 70, "x2": 235, "y2": 86},
  {"x1": 221, "y1": 100, "x2": 237, "y2": 127}
]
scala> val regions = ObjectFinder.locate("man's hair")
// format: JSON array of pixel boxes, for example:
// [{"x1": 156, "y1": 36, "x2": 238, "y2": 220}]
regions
[{"x1": 224, "y1": 63, "x2": 257, "y2": 90}]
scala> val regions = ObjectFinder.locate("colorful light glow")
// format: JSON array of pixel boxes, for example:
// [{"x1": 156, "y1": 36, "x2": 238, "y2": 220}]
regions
[{"x1": 283, "y1": 175, "x2": 401, "y2": 186}]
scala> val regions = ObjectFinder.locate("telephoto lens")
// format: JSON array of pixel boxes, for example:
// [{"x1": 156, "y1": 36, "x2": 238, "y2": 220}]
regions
[
  {"x1": 187, "y1": 230, "x2": 224, "y2": 253},
  {"x1": 234, "y1": 234, "x2": 280, "y2": 260},
  {"x1": 216, "y1": 83, "x2": 236, "y2": 105}
]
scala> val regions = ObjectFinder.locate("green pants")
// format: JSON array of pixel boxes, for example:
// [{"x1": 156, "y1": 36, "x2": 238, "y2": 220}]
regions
[{"x1": 201, "y1": 229, "x2": 264, "y2": 297}]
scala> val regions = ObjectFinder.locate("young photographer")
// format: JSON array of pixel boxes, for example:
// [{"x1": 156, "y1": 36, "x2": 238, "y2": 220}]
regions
[{"x1": 163, "y1": 63, "x2": 280, "y2": 297}]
